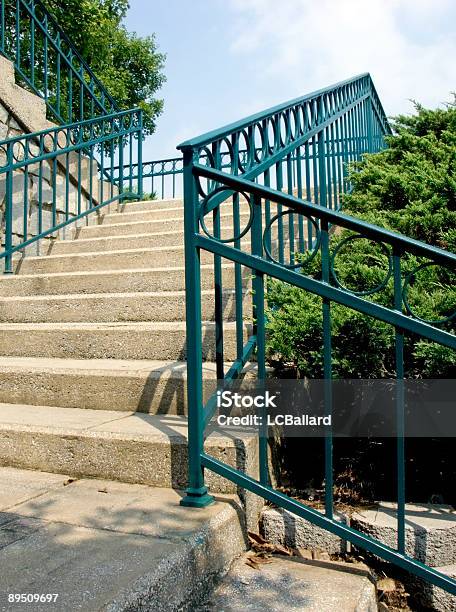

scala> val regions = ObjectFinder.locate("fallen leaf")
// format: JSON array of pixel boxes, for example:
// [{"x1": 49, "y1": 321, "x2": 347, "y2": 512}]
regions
[
  {"x1": 249, "y1": 555, "x2": 273, "y2": 565},
  {"x1": 248, "y1": 531, "x2": 268, "y2": 545},
  {"x1": 63, "y1": 478, "x2": 77, "y2": 487},
  {"x1": 377, "y1": 577, "x2": 397, "y2": 592}
]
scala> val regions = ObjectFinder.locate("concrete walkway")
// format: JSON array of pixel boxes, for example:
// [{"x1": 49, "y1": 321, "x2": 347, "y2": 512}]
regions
[{"x1": 0, "y1": 467, "x2": 246, "y2": 612}]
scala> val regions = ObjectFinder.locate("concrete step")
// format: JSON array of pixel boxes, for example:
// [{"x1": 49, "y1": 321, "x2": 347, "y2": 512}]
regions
[
  {"x1": 119, "y1": 197, "x2": 183, "y2": 212},
  {"x1": 261, "y1": 504, "x2": 456, "y2": 612},
  {"x1": 0, "y1": 406, "x2": 258, "y2": 494},
  {"x1": 262, "y1": 503, "x2": 456, "y2": 566},
  {"x1": 51, "y1": 231, "x2": 182, "y2": 254},
  {"x1": 0, "y1": 289, "x2": 251, "y2": 323},
  {"x1": 0, "y1": 467, "x2": 247, "y2": 611},
  {"x1": 16, "y1": 246, "x2": 216, "y2": 274},
  {"x1": 0, "y1": 357, "x2": 222, "y2": 413},
  {"x1": 101, "y1": 201, "x2": 255, "y2": 224},
  {"x1": 0, "y1": 264, "x2": 248, "y2": 296},
  {"x1": 0, "y1": 321, "x2": 250, "y2": 361},
  {"x1": 198, "y1": 554, "x2": 377, "y2": 611},
  {"x1": 76, "y1": 210, "x2": 253, "y2": 238},
  {"x1": 51, "y1": 228, "x2": 261, "y2": 254}
]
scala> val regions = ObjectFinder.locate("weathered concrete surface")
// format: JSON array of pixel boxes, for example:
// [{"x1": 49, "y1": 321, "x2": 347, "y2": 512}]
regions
[
  {"x1": 52, "y1": 229, "x2": 256, "y2": 254},
  {"x1": 352, "y1": 502, "x2": 456, "y2": 567},
  {"x1": 261, "y1": 507, "x2": 349, "y2": 555},
  {"x1": 0, "y1": 290, "x2": 250, "y2": 323},
  {"x1": 17, "y1": 245, "x2": 214, "y2": 274},
  {"x1": 0, "y1": 467, "x2": 248, "y2": 612},
  {"x1": 0, "y1": 358, "x2": 222, "y2": 412},
  {"x1": 0, "y1": 405, "x2": 259, "y2": 495},
  {"x1": 74, "y1": 212, "x2": 252, "y2": 238},
  {"x1": 407, "y1": 564, "x2": 456, "y2": 612},
  {"x1": 351, "y1": 503, "x2": 456, "y2": 611},
  {"x1": 197, "y1": 554, "x2": 377, "y2": 611},
  {"x1": 0, "y1": 321, "x2": 250, "y2": 360},
  {"x1": 0, "y1": 263, "x2": 246, "y2": 296},
  {"x1": 99, "y1": 207, "x2": 253, "y2": 227}
]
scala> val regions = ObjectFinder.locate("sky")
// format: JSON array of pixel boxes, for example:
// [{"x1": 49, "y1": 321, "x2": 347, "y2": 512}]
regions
[{"x1": 124, "y1": 0, "x2": 456, "y2": 162}]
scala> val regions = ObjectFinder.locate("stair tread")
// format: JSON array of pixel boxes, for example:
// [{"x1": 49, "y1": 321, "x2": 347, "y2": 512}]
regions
[
  {"x1": 20, "y1": 245, "x2": 188, "y2": 263},
  {"x1": 0, "y1": 288, "x2": 231, "y2": 302},
  {"x1": 0, "y1": 262, "x2": 222, "y2": 281},
  {"x1": 0, "y1": 403, "x2": 248, "y2": 442},
  {"x1": 0, "y1": 320, "x2": 237, "y2": 329},
  {"x1": 0, "y1": 356, "x2": 218, "y2": 375},
  {"x1": 68, "y1": 229, "x2": 188, "y2": 243}
]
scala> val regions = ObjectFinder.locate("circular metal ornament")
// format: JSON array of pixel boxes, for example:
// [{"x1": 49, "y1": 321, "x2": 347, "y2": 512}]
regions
[
  {"x1": 263, "y1": 210, "x2": 321, "y2": 269},
  {"x1": 330, "y1": 234, "x2": 393, "y2": 296},
  {"x1": 196, "y1": 146, "x2": 216, "y2": 199},
  {"x1": 198, "y1": 187, "x2": 254, "y2": 243},
  {"x1": 402, "y1": 262, "x2": 456, "y2": 325}
]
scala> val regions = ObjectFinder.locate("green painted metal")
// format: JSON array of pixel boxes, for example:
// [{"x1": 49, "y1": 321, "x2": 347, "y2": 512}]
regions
[
  {"x1": 0, "y1": 0, "x2": 118, "y2": 124},
  {"x1": 112, "y1": 149, "x2": 259, "y2": 201},
  {"x1": 178, "y1": 74, "x2": 456, "y2": 596},
  {"x1": 0, "y1": 108, "x2": 144, "y2": 271}
]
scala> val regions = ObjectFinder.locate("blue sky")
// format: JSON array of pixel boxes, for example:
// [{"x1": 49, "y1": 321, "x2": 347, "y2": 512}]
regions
[{"x1": 124, "y1": 0, "x2": 456, "y2": 162}]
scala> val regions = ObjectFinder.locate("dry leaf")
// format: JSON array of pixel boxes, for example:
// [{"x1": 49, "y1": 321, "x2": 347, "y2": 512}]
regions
[
  {"x1": 273, "y1": 543, "x2": 292, "y2": 556},
  {"x1": 63, "y1": 478, "x2": 77, "y2": 486},
  {"x1": 250, "y1": 555, "x2": 273, "y2": 565},
  {"x1": 248, "y1": 531, "x2": 268, "y2": 545},
  {"x1": 245, "y1": 558, "x2": 260, "y2": 570},
  {"x1": 377, "y1": 577, "x2": 397, "y2": 592}
]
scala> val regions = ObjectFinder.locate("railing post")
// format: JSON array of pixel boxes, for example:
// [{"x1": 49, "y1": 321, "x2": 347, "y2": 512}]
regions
[
  {"x1": 180, "y1": 146, "x2": 214, "y2": 508},
  {"x1": 4, "y1": 143, "x2": 13, "y2": 274},
  {"x1": 251, "y1": 193, "x2": 268, "y2": 485},
  {"x1": 137, "y1": 112, "x2": 143, "y2": 200}
]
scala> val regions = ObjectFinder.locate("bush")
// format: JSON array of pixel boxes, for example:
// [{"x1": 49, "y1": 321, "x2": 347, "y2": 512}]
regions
[{"x1": 266, "y1": 98, "x2": 456, "y2": 379}]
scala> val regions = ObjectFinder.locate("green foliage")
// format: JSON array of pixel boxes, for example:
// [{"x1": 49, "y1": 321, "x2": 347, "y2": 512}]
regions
[
  {"x1": 267, "y1": 99, "x2": 456, "y2": 379},
  {"x1": 43, "y1": 0, "x2": 166, "y2": 135}
]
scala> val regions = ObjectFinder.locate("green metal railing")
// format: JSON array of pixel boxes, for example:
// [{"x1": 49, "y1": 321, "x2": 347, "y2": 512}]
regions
[
  {"x1": 112, "y1": 150, "x2": 259, "y2": 201},
  {"x1": 112, "y1": 156, "x2": 183, "y2": 200},
  {"x1": 0, "y1": 108, "x2": 143, "y2": 272},
  {"x1": 178, "y1": 73, "x2": 456, "y2": 595},
  {"x1": 0, "y1": 0, "x2": 118, "y2": 124}
]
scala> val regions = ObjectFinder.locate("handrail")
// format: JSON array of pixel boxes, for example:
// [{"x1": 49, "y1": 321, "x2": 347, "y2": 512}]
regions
[
  {"x1": 0, "y1": 0, "x2": 118, "y2": 123},
  {"x1": 179, "y1": 73, "x2": 391, "y2": 150},
  {"x1": 179, "y1": 72, "x2": 456, "y2": 599},
  {"x1": 0, "y1": 108, "x2": 143, "y2": 272}
]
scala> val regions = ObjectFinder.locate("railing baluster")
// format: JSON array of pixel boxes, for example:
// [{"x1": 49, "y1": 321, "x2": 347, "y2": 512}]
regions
[
  {"x1": 180, "y1": 148, "x2": 214, "y2": 508},
  {"x1": 4, "y1": 143, "x2": 13, "y2": 273},
  {"x1": 251, "y1": 192, "x2": 268, "y2": 485},
  {"x1": 212, "y1": 142, "x2": 224, "y2": 379},
  {"x1": 393, "y1": 249, "x2": 406, "y2": 554}
]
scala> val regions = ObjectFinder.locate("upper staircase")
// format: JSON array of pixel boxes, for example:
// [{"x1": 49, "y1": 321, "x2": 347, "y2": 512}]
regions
[{"x1": 0, "y1": 196, "x2": 259, "y2": 501}]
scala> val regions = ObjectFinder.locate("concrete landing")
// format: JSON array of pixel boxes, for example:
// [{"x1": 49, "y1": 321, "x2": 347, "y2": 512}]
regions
[
  {"x1": 197, "y1": 554, "x2": 377, "y2": 611},
  {"x1": 0, "y1": 467, "x2": 247, "y2": 612}
]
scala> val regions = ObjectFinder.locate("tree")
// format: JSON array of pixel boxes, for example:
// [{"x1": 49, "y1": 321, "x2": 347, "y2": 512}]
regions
[{"x1": 43, "y1": 0, "x2": 166, "y2": 135}]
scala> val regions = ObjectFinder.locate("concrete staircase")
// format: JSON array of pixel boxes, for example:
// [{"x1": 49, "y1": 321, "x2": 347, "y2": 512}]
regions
[{"x1": 0, "y1": 198, "x2": 259, "y2": 504}]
